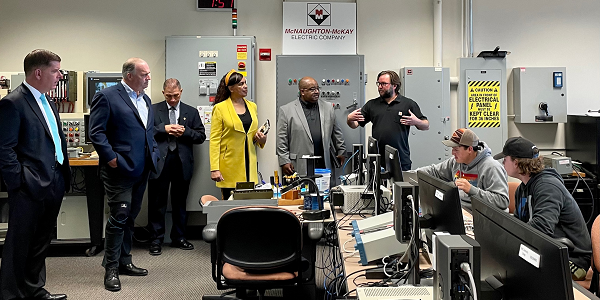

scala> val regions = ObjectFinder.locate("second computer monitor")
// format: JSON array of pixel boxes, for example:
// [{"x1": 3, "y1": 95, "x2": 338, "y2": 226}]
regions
[
  {"x1": 384, "y1": 145, "x2": 403, "y2": 183},
  {"x1": 417, "y1": 170, "x2": 465, "y2": 247},
  {"x1": 367, "y1": 136, "x2": 378, "y2": 155},
  {"x1": 471, "y1": 195, "x2": 574, "y2": 300}
]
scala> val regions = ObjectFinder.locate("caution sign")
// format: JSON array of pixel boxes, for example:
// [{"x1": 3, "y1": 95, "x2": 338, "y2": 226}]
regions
[{"x1": 468, "y1": 81, "x2": 500, "y2": 127}]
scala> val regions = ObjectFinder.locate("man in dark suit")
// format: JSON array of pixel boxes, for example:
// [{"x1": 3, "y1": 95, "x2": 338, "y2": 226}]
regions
[
  {"x1": 89, "y1": 57, "x2": 159, "y2": 292},
  {"x1": 147, "y1": 78, "x2": 205, "y2": 255},
  {"x1": 0, "y1": 49, "x2": 70, "y2": 300}
]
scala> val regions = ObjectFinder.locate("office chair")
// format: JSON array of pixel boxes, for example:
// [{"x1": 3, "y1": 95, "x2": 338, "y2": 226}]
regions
[
  {"x1": 507, "y1": 181, "x2": 520, "y2": 214},
  {"x1": 588, "y1": 214, "x2": 600, "y2": 295},
  {"x1": 202, "y1": 206, "x2": 306, "y2": 300}
]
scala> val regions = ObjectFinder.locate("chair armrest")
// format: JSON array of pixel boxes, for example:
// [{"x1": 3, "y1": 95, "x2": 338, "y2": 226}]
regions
[
  {"x1": 555, "y1": 237, "x2": 575, "y2": 252},
  {"x1": 203, "y1": 223, "x2": 218, "y2": 243},
  {"x1": 307, "y1": 222, "x2": 324, "y2": 240}
]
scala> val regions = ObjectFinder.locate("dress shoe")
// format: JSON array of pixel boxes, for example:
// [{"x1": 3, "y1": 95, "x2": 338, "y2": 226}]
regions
[
  {"x1": 149, "y1": 243, "x2": 162, "y2": 256},
  {"x1": 104, "y1": 268, "x2": 121, "y2": 292},
  {"x1": 119, "y1": 263, "x2": 148, "y2": 276},
  {"x1": 170, "y1": 238, "x2": 194, "y2": 250},
  {"x1": 37, "y1": 293, "x2": 68, "y2": 300}
]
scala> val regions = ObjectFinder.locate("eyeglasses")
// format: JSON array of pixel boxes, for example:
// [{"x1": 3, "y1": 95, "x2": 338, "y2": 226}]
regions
[
  {"x1": 302, "y1": 87, "x2": 320, "y2": 92},
  {"x1": 375, "y1": 82, "x2": 391, "y2": 87}
]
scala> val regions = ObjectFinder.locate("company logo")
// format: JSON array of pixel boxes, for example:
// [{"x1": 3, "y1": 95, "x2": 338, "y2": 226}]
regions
[{"x1": 307, "y1": 3, "x2": 331, "y2": 26}]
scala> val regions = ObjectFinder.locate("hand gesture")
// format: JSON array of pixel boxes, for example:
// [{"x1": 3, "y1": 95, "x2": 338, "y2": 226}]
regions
[
  {"x1": 400, "y1": 109, "x2": 419, "y2": 126},
  {"x1": 347, "y1": 108, "x2": 364, "y2": 122}
]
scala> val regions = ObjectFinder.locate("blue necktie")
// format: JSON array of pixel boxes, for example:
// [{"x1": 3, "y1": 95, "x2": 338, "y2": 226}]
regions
[{"x1": 40, "y1": 94, "x2": 64, "y2": 164}]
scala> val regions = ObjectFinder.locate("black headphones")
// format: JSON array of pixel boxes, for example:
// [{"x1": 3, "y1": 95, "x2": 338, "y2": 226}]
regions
[{"x1": 472, "y1": 142, "x2": 484, "y2": 151}]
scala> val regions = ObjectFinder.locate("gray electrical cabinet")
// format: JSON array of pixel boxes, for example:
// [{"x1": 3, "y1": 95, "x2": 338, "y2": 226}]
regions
[
  {"x1": 276, "y1": 55, "x2": 365, "y2": 181},
  {"x1": 400, "y1": 67, "x2": 451, "y2": 168},
  {"x1": 458, "y1": 58, "x2": 507, "y2": 154},
  {"x1": 166, "y1": 36, "x2": 256, "y2": 211},
  {"x1": 512, "y1": 67, "x2": 567, "y2": 123},
  {"x1": 57, "y1": 196, "x2": 108, "y2": 240}
]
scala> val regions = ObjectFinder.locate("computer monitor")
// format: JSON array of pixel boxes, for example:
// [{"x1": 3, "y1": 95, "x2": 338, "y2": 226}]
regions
[
  {"x1": 384, "y1": 145, "x2": 403, "y2": 183},
  {"x1": 85, "y1": 73, "x2": 122, "y2": 108},
  {"x1": 367, "y1": 136, "x2": 378, "y2": 155},
  {"x1": 471, "y1": 195, "x2": 574, "y2": 300},
  {"x1": 365, "y1": 136, "x2": 379, "y2": 186},
  {"x1": 417, "y1": 170, "x2": 465, "y2": 247},
  {"x1": 352, "y1": 144, "x2": 364, "y2": 185},
  {"x1": 83, "y1": 114, "x2": 91, "y2": 144}
]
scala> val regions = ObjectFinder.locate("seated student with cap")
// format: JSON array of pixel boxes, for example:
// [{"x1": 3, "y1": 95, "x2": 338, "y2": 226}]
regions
[
  {"x1": 417, "y1": 128, "x2": 509, "y2": 211},
  {"x1": 495, "y1": 136, "x2": 591, "y2": 281}
]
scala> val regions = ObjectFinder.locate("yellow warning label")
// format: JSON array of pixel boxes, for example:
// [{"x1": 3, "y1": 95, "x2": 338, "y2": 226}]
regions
[{"x1": 468, "y1": 81, "x2": 501, "y2": 128}]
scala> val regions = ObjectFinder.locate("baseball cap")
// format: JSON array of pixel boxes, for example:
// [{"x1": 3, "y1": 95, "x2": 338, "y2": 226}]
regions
[
  {"x1": 442, "y1": 128, "x2": 479, "y2": 147},
  {"x1": 493, "y1": 137, "x2": 539, "y2": 160}
]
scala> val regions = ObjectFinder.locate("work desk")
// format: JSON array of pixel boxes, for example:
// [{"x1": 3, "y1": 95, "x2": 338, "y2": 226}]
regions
[{"x1": 334, "y1": 207, "x2": 597, "y2": 300}]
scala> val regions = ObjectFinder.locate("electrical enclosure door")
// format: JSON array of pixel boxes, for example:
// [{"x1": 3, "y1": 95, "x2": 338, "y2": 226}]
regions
[
  {"x1": 276, "y1": 55, "x2": 365, "y2": 181},
  {"x1": 400, "y1": 67, "x2": 451, "y2": 169},
  {"x1": 458, "y1": 58, "x2": 507, "y2": 157},
  {"x1": 166, "y1": 36, "x2": 256, "y2": 211}
]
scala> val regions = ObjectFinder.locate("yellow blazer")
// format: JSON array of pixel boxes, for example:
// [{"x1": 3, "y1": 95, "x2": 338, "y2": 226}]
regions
[{"x1": 210, "y1": 98, "x2": 264, "y2": 188}]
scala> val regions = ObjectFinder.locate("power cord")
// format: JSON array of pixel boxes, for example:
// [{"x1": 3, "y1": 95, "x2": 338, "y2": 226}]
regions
[{"x1": 460, "y1": 262, "x2": 478, "y2": 300}]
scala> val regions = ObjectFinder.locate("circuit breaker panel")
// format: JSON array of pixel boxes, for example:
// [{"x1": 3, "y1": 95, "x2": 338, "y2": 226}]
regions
[
  {"x1": 166, "y1": 36, "x2": 256, "y2": 210},
  {"x1": 400, "y1": 67, "x2": 451, "y2": 169},
  {"x1": 276, "y1": 55, "x2": 365, "y2": 178}
]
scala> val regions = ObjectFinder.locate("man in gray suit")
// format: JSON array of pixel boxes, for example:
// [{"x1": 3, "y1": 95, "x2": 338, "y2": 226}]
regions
[{"x1": 277, "y1": 77, "x2": 346, "y2": 176}]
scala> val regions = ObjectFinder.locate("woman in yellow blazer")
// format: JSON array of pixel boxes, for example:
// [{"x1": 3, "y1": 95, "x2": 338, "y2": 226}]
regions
[{"x1": 210, "y1": 70, "x2": 267, "y2": 199}]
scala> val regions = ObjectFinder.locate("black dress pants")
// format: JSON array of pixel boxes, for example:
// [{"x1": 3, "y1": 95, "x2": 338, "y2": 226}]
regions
[
  {"x1": 0, "y1": 167, "x2": 64, "y2": 300},
  {"x1": 100, "y1": 164, "x2": 150, "y2": 269},
  {"x1": 147, "y1": 150, "x2": 190, "y2": 244}
]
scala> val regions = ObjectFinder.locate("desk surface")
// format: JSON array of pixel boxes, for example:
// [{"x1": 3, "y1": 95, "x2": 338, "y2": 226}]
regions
[
  {"x1": 336, "y1": 208, "x2": 596, "y2": 300},
  {"x1": 68, "y1": 156, "x2": 99, "y2": 166}
]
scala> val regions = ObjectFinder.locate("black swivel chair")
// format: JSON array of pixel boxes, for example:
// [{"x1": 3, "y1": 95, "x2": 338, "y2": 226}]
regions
[{"x1": 202, "y1": 206, "x2": 306, "y2": 300}]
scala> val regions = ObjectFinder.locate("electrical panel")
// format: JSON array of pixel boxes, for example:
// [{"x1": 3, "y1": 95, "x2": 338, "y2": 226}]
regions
[
  {"x1": 458, "y1": 58, "x2": 507, "y2": 154},
  {"x1": 512, "y1": 67, "x2": 567, "y2": 123},
  {"x1": 166, "y1": 36, "x2": 256, "y2": 210},
  {"x1": 61, "y1": 118, "x2": 85, "y2": 147},
  {"x1": 400, "y1": 67, "x2": 451, "y2": 168},
  {"x1": 276, "y1": 55, "x2": 365, "y2": 181}
]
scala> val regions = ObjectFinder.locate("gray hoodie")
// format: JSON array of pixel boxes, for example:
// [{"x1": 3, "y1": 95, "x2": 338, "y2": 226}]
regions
[{"x1": 417, "y1": 142, "x2": 509, "y2": 210}]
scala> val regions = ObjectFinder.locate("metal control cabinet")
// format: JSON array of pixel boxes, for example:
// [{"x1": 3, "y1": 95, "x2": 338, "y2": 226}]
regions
[
  {"x1": 56, "y1": 196, "x2": 108, "y2": 240},
  {"x1": 512, "y1": 67, "x2": 567, "y2": 123},
  {"x1": 60, "y1": 118, "x2": 85, "y2": 147},
  {"x1": 276, "y1": 55, "x2": 365, "y2": 180},
  {"x1": 166, "y1": 36, "x2": 256, "y2": 211},
  {"x1": 458, "y1": 58, "x2": 508, "y2": 154},
  {"x1": 400, "y1": 67, "x2": 451, "y2": 168}
]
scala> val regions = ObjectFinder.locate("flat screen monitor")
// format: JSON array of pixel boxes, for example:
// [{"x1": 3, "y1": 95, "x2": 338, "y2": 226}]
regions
[
  {"x1": 417, "y1": 170, "x2": 465, "y2": 247},
  {"x1": 83, "y1": 114, "x2": 91, "y2": 144},
  {"x1": 86, "y1": 73, "x2": 122, "y2": 107},
  {"x1": 367, "y1": 136, "x2": 378, "y2": 155},
  {"x1": 471, "y1": 195, "x2": 574, "y2": 300},
  {"x1": 366, "y1": 136, "x2": 379, "y2": 187},
  {"x1": 384, "y1": 145, "x2": 403, "y2": 183}
]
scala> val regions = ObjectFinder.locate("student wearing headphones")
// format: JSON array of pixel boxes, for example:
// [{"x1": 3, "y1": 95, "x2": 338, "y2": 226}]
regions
[
  {"x1": 417, "y1": 128, "x2": 509, "y2": 211},
  {"x1": 495, "y1": 136, "x2": 591, "y2": 281}
]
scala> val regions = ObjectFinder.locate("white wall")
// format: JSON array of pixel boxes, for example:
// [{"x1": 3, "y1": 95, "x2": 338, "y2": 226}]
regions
[{"x1": 1, "y1": 0, "x2": 598, "y2": 173}]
